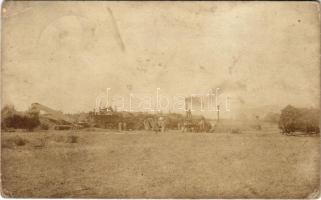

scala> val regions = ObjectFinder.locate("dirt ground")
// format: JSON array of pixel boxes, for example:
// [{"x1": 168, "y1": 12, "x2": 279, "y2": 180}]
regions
[{"x1": 1, "y1": 129, "x2": 320, "y2": 198}]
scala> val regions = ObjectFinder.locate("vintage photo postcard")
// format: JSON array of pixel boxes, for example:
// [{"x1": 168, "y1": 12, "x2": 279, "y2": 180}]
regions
[{"x1": 1, "y1": 1, "x2": 320, "y2": 198}]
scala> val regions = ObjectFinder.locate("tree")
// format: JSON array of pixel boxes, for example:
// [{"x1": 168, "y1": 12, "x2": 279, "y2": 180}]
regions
[
  {"x1": 2, "y1": 113, "x2": 40, "y2": 131},
  {"x1": 264, "y1": 112, "x2": 280, "y2": 123},
  {"x1": 279, "y1": 105, "x2": 319, "y2": 135}
]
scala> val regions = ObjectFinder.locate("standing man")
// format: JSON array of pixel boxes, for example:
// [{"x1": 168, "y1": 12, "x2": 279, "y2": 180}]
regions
[{"x1": 118, "y1": 121, "x2": 122, "y2": 131}]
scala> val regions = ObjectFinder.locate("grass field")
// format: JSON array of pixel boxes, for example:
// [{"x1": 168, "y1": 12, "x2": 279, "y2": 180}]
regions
[{"x1": 1, "y1": 129, "x2": 320, "y2": 198}]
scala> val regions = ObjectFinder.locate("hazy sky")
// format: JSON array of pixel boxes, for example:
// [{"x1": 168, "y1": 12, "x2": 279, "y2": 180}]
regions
[{"x1": 2, "y1": 1, "x2": 320, "y2": 113}]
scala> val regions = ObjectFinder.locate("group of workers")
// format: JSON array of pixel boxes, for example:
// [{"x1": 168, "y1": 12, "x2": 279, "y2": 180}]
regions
[{"x1": 119, "y1": 112, "x2": 208, "y2": 133}]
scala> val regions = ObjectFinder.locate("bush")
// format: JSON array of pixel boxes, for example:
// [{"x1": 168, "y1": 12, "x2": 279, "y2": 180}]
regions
[
  {"x1": 40, "y1": 123, "x2": 49, "y2": 130},
  {"x1": 2, "y1": 136, "x2": 28, "y2": 148},
  {"x1": 279, "y1": 105, "x2": 319, "y2": 134},
  {"x1": 67, "y1": 135, "x2": 78, "y2": 143},
  {"x1": 15, "y1": 137, "x2": 27, "y2": 146}
]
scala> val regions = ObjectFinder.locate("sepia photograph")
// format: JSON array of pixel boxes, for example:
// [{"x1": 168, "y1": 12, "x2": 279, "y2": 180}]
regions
[{"x1": 1, "y1": 1, "x2": 320, "y2": 198}]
